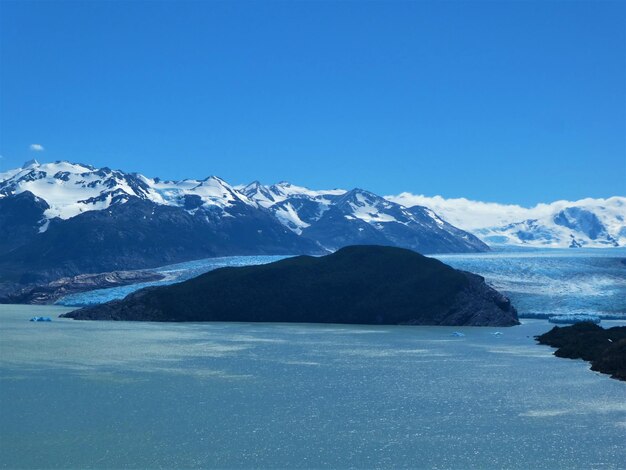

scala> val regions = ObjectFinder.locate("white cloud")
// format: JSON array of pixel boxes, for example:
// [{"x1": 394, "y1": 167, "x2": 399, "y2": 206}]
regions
[{"x1": 29, "y1": 144, "x2": 44, "y2": 152}]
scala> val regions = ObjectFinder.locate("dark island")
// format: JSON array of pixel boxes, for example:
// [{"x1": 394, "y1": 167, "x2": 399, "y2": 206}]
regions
[
  {"x1": 62, "y1": 245, "x2": 519, "y2": 326},
  {"x1": 536, "y1": 322, "x2": 626, "y2": 381}
]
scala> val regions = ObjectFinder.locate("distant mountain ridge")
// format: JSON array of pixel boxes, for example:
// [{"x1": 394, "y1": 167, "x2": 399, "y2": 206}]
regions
[
  {"x1": 476, "y1": 204, "x2": 624, "y2": 248},
  {"x1": 2, "y1": 161, "x2": 623, "y2": 258},
  {"x1": 239, "y1": 182, "x2": 487, "y2": 253},
  {"x1": 0, "y1": 160, "x2": 486, "y2": 283},
  {"x1": 388, "y1": 193, "x2": 626, "y2": 248}
]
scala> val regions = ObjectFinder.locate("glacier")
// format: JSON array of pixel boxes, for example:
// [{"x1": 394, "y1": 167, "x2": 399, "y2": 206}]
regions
[
  {"x1": 437, "y1": 248, "x2": 626, "y2": 319},
  {"x1": 57, "y1": 248, "x2": 626, "y2": 322},
  {"x1": 57, "y1": 254, "x2": 287, "y2": 306}
]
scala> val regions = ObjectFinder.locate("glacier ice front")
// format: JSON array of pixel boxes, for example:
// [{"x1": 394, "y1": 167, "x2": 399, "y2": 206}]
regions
[
  {"x1": 548, "y1": 314, "x2": 601, "y2": 325},
  {"x1": 436, "y1": 248, "x2": 626, "y2": 320}
]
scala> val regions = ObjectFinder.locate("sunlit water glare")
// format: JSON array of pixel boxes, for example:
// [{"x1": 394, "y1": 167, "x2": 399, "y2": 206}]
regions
[{"x1": 1, "y1": 305, "x2": 625, "y2": 469}]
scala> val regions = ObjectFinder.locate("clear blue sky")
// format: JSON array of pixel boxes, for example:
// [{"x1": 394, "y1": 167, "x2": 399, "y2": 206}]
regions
[{"x1": 1, "y1": 1, "x2": 624, "y2": 205}]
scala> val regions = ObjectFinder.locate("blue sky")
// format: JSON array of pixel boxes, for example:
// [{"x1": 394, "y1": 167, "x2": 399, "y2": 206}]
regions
[{"x1": 1, "y1": 1, "x2": 624, "y2": 205}]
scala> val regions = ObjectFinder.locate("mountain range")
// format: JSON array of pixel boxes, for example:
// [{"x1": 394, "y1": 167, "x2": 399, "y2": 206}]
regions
[
  {"x1": 0, "y1": 160, "x2": 486, "y2": 284},
  {"x1": 1, "y1": 160, "x2": 623, "y2": 288}
]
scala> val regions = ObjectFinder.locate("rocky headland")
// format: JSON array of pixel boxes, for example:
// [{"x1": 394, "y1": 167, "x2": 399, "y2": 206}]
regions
[
  {"x1": 62, "y1": 245, "x2": 519, "y2": 326},
  {"x1": 536, "y1": 322, "x2": 626, "y2": 381}
]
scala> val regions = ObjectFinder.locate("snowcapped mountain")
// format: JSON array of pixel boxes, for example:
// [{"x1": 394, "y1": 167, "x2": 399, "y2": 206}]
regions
[
  {"x1": 386, "y1": 193, "x2": 626, "y2": 248},
  {"x1": 299, "y1": 188, "x2": 488, "y2": 253},
  {"x1": 0, "y1": 160, "x2": 257, "y2": 223},
  {"x1": 239, "y1": 181, "x2": 488, "y2": 252},
  {"x1": 475, "y1": 203, "x2": 624, "y2": 248},
  {"x1": 0, "y1": 160, "x2": 487, "y2": 284},
  {"x1": 2, "y1": 161, "x2": 621, "y2": 258},
  {"x1": 239, "y1": 181, "x2": 345, "y2": 234},
  {"x1": 0, "y1": 161, "x2": 320, "y2": 282}
]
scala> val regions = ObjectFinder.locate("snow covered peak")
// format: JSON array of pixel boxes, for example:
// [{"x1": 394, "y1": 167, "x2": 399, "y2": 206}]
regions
[
  {"x1": 0, "y1": 161, "x2": 150, "y2": 219},
  {"x1": 239, "y1": 181, "x2": 282, "y2": 208},
  {"x1": 240, "y1": 183, "x2": 473, "y2": 238},
  {"x1": 335, "y1": 188, "x2": 432, "y2": 226},
  {"x1": 338, "y1": 188, "x2": 383, "y2": 204},
  {"x1": 0, "y1": 161, "x2": 256, "y2": 220},
  {"x1": 269, "y1": 181, "x2": 345, "y2": 199},
  {"x1": 240, "y1": 180, "x2": 345, "y2": 209},
  {"x1": 191, "y1": 176, "x2": 254, "y2": 206},
  {"x1": 385, "y1": 193, "x2": 626, "y2": 248},
  {"x1": 243, "y1": 180, "x2": 263, "y2": 190},
  {"x1": 2, "y1": 160, "x2": 622, "y2": 249},
  {"x1": 134, "y1": 174, "x2": 257, "y2": 210}
]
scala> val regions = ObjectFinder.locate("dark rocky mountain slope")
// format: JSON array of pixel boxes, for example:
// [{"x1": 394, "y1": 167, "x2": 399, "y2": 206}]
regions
[
  {"x1": 0, "y1": 191, "x2": 48, "y2": 255},
  {"x1": 0, "y1": 197, "x2": 321, "y2": 284},
  {"x1": 0, "y1": 161, "x2": 487, "y2": 290}
]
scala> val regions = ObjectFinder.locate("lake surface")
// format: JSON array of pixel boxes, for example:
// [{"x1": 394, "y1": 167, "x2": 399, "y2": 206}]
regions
[
  {"x1": 1, "y1": 305, "x2": 625, "y2": 469},
  {"x1": 57, "y1": 249, "x2": 626, "y2": 320}
]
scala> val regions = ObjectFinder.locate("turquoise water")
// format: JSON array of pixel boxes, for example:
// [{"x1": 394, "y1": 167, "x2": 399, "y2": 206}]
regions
[
  {"x1": 1, "y1": 305, "x2": 625, "y2": 469},
  {"x1": 57, "y1": 249, "x2": 626, "y2": 320}
]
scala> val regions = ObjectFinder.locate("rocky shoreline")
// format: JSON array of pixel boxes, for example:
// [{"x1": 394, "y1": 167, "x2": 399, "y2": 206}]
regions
[{"x1": 536, "y1": 323, "x2": 626, "y2": 382}]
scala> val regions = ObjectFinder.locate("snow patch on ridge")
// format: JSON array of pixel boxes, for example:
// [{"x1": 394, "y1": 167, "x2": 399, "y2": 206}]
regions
[
  {"x1": 273, "y1": 203, "x2": 311, "y2": 234},
  {"x1": 346, "y1": 192, "x2": 398, "y2": 224}
]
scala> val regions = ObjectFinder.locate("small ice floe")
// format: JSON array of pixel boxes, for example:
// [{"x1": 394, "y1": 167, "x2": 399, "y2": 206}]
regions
[
  {"x1": 450, "y1": 331, "x2": 465, "y2": 337},
  {"x1": 548, "y1": 314, "x2": 601, "y2": 325},
  {"x1": 29, "y1": 316, "x2": 52, "y2": 322}
]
